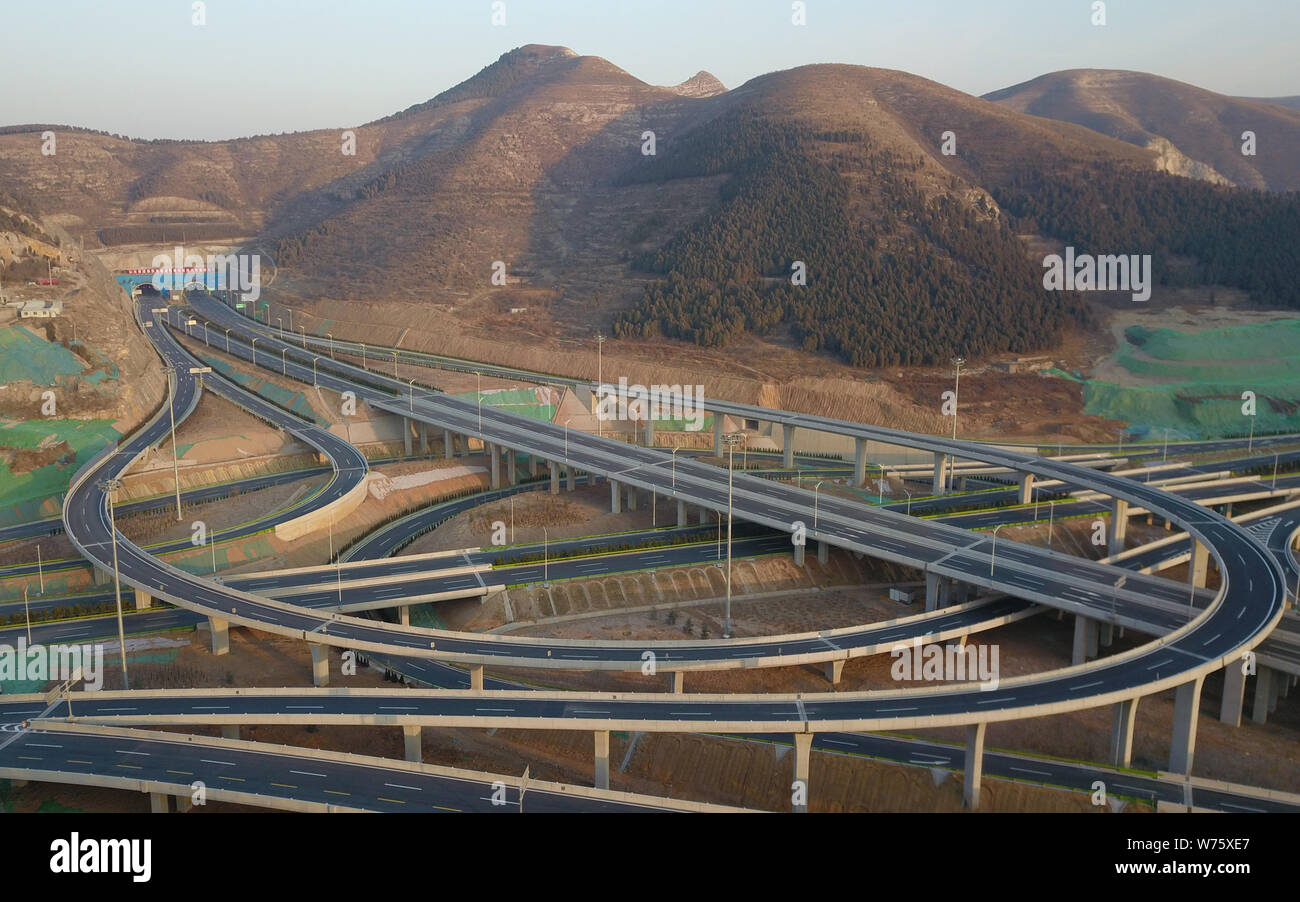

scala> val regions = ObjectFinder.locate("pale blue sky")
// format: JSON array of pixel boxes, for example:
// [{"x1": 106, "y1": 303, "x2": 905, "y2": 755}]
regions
[{"x1": 5, "y1": 0, "x2": 1298, "y2": 140}]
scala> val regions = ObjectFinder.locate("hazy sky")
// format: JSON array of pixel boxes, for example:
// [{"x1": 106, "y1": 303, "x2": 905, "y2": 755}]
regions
[{"x1": 5, "y1": 0, "x2": 1298, "y2": 140}]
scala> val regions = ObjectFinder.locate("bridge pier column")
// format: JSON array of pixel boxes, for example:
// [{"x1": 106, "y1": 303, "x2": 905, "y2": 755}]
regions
[
  {"x1": 698, "y1": 506, "x2": 709, "y2": 525},
  {"x1": 793, "y1": 540, "x2": 806, "y2": 567},
  {"x1": 792, "y1": 732, "x2": 812, "y2": 813},
  {"x1": 1188, "y1": 540, "x2": 1209, "y2": 589},
  {"x1": 1169, "y1": 677, "x2": 1204, "y2": 774},
  {"x1": 309, "y1": 644, "x2": 330, "y2": 687},
  {"x1": 488, "y1": 443, "x2": 501, "y2": 489},
  {"x1": 150, "y1": 792, "x2": 171, "y2": 814},
  {"x1": 671, "y1": 671, "x2": 684, "y2": 694},
  {"x1": 549, "y1": 461, "x2": 560, "y2": 495},
  {"x1": 1253, "y1": 667, "x2": 1273, "y2": 724},
  {"x1": 1220, "y1": 661, "x2": 1247, "y2": 726},
  {"x1": 854, "y1": 437, "x2": 867, "y2": 486},
  {"x1": 93, "y1": 565, "x2": 111, "y2": 585},
  {"x1": 817, "y1": 541, "x2": 829, "y2": 565},
  {"x1": 1269, "y1": 670, "x2": 1281, "y2": 712},
  {"x1": 419, "y1": 422, "x2": 429, "y2": 454},
  {"x1": 782, "y1": 424, "x2": 796, "y2": 468},
  {"x1": 1110, "y1": 698, "x2": 1138, "y2": 767},
  {"x1": 444, "y1": 429, "x2": 454, "y2": 459},
  {"x1": 925, "y1": 573, "x2": 941, "y2": 613},
  {"x1": 566, "y1": 466, "x2": 576, "y2": 492},
  {"x1": 594, "y1": 730, "x2": 610, "y2": 790},
  {"x1": 963, "y1": 722, "x2": 987, "y2": 810},
  {"x1": 1017, "y1": 473, "x2": 1034, "y2": 505},
  {"x1": 134, "y1": 588, "x2": 153, "y2": 611},
  {"x1": 824, "y1": 660, "x2": 844, "y2": 685},
  {"x1": 627, "y1": 486, "x2": 638, "y2": 512},
  {"x1": 1099, "y1": 622, "x2": 1114, "y2": 648},
  {"x1": 1110, "y1": 499, "x2": 1129, "y2": 556},
  {"x1": 932, "y1": 452, "x2": 948, "y2": 494},
  {"x1": 470, "y1": 665, "x2": 484, "y2": 691},
  {"x1": 714, "y1": 417, "x2": 725, "y2": 456},
  {"x1": 221, "y1": 725, "x2": 240, "y2": 741},
  {"x1": 506, "y1": 450, "x2": 517, "y2": 485},
  {"x1": 610, "y1": 480, "x2": 621, "y2": 514},
  {"x1": 403, "y1": 418, "x2": 412, "y2": 456},
  {"x1": 209, "y1": 617, "x2": 229, "y2": 656},
  {"x1": 398, "y1": 605, "x2": 410, "y2": 627},
  {"x1": 528, "y1": 455, "x2": 539, "y2": 477},
  {"x1": 1072, "y1": 615, "x2": 1097, "y2": 665},
  {"x1": 403, "y1": 726, "x2": 422, "y2": 763},
  {"x1": 677, "y1": 499, "x2": 687, "y2": 527}
]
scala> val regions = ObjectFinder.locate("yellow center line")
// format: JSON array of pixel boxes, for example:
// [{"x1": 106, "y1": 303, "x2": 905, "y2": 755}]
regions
[
  {"x1": 68, "y1": 759, "x2": 93, "y2": 765},
  {"x1": 377, "y1": 797, "x2": 406, "y2": 805},
  {"x1": 115, "y1": 764, "x2": 142, "y2": 770},
  {"x1": 167, "y1": 769, "x2": 194, "y2": 776},
  {"x1": 17, "y1": 755, "x2": 42, "y2": 761},
  {"x1": 219, "y1": 775, "x2": 245, "y2": 782},
  {"x1": 432, "y1": 805, "x2": 461, "y2": 812},
  {"x1": 270, "y1": 782, "x2": 297, "y2": 789}
]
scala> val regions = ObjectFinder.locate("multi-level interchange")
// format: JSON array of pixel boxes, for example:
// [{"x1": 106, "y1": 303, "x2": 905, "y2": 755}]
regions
[{"x1": 2, "y1": 289, "x2": 1297, "y2": 813}]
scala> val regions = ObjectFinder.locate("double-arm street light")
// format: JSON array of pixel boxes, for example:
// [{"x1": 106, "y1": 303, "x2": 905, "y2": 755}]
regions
[
  {"x1": 989, "y1": 523, "x2": 1005, "y2": 578},
  {"x1": 721, "y1": 432, "x2": 744, "y2": 639},
  {"x1": 100, "y1": 477, "x2": 130, "y2": 690}
]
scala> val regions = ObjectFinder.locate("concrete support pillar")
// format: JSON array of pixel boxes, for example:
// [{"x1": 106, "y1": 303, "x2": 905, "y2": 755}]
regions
[
  {"x1": 925, "y1": 572, "x2": 941, "y2": 613},
  {"x1": 677, "y1": 499, "x2": 687, "y2": 527},
  {"x1": 150, "y1": 792, "x2": 171, "y2": 814},
  {"x1": 816, "y1": 541, "x2": 829, "y2": 565},
  {"x1": 594, "y1": 730, "x2": 610, "y2": 790},
  {"x1": 793, "y1": 541, "x2": 806, "y2": 567},
  {"x1": 419, "y1": 422, "x2": 429, "y2": 454},
  {"x1": 933, "y1": 452, "x2": 948, "y2": 494},
  {"x1": 1253, "y1": 666, "x2": 1273, "y2": 725},
  {"x1": 444, "y1": 429, "x2": 454, "y2": 459},
  {"x1": 527, "y1": 455, "x2": 538, "y2": 477},
  {"x1": 627, "y1": 486, "x2": 638, "y2": 511},
  {"x1": 470, "y1": 665, "x2": 484, "y2": 691},
  {"x1": 853, "y1": 437, "x2": 867, "y2": 486},
  {"x1": 209, "y1": 617, "x2": 229, "y2": 656},
  {"x1": 1269, "y1": 671, "x2": 1281, "y2": 712},
  {"x1": 488, "y1": 443, "x2": 501, "y2": 490},
  {"x1": 1099, "y1": 622, "x2": 1114, "y2": 648},
  {"x1": 782, "y1": 424, "x2": 796, "y2": 468},
  {"x1": 174, "y1": 794, "x2": 193, "y2": 813},
  {"x1": 671, "y1": 671, "x2": 684, "y2": 694},
  {"x1": 610, "y1": 479, "x2": 622, "y2": 514},
  {"x1": 714, "y1": 416, "x2": 725, "y2": 456},
  {"x1": 398, "y1": 605, "x2": 410, "y2": 627},
  {"x1": 1017, "y1": 473, "x2": 1034, "y2": 505},
  {"x1": 549, "y1": 461, "x2": 559, "y2": 495},
  {"x1": 566, "y1": 466, "x2": 576, "y2": 492},
  {"x1": 1111, "y1": 698, "x2": 1138, "y2": 768},
  {"x1": 1169, "y1": 677, "x2": 1204, "y2": 774},
  {"x1": 402, "y1": 725, "x2": 422, "y2": 763},
  {"x1": 963, "y1": 722, "x2": 986, "y2": 809},
  {"x1": 506, "y1": 450, "x2": 517, "y2": 485},
  {"x1": 1188, "y1": 539, "x2": 1209, "y2": 589},
  {"x1": 134, "y1": 588, "x2": 153, "y2": 611},
  {"x1": 1220, "y1": 661, "x2": 1247, "y2": 726},
  {"x1": 792, "y1": 732, "x2": 812, "y2": 813},
  {"x1": 1111, "y1": 498, "x2": 1129, "y2": 556},
  {"x1": 93, "y1": 565, "x2": 110, "y2": 585},
  {"x1": 403, "y1": 418, "x2": 412, "y2": 456},
  {"x1": 698, "y1": 506, "x2": 709, "y2": 525},
  {"x1": 221, "y1": 725, "x2": 239, "y2": 741},
  {"x1": 309, "y1": 644, "x2": 329, "y2": 687},
  {"x1": 824, "y1": 660, "x2": 845, "y2": 685},
  {"x1": 1072, "y1": 614, "x2": 1097, "y2": 666}
]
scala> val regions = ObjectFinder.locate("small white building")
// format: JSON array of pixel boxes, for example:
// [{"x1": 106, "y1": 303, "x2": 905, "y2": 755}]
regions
[{"x1": 19, "y1": 299, "x2": 63, "y2": 318}]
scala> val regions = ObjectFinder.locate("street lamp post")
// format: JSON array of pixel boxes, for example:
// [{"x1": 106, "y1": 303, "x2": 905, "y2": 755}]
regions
[
  {"x1": 163, "y1": 366, "x2": 182, "y2": 520},
  {"x1": 950, "y1": 356, "x2": 965, "y2": 488},
  {"x1": 990, "y1": 523, "x2": 1005, "y2": 577},
  {"x1": 327, "y1": 333, "x2": 335, "y2": 359},
  {"x1": 1112, "y1": 574, "x2": 1127, "y2": 619},
  {"x1": 23, "y1": 585, "x2": 31, "y2": 644},
  {"x1": 671, "y1": 446, "x2": 681, "y2": 491},
  {"x1": 542, "y1": 527, "x2": 549, "y2": 587},
  {"x1": 102, "y1": 479, "x2": 130, "y2": 690},
  {"x1": 595, "y1": 333, "x2": 605, "y2": 438},
  {"x1": 1273, "y1": 452, "x2": 1280, "y2": 489},
  {"x1": 281, "y1": 347, "x2": 287, "y2": 376},
  {"x1": 408, "y1": 378, "x2": 415, "y2": 411},
  {"x1": 224, "y1": 328, "x2": 231, "y2": 353},
  {"x1": 475, "y1": 371, "x2": 483, "y2": 432},
  {"x1": 313, "y1": 357, "x2": 320, "y2": 386},
  {"x1": 722, "y1": 432, "x2": 743, "y2": 639},
  {"x1": 563, "y1": 418, "x2": 572, "y2": 460},
  {"x1": 1048, "y1": 500, "x2": 1055, "y2": 548},
  {"x1": 250, "y1": 337, "x2": 257, "y2": 366},
  {"x1": 813, "y1": 480, "x2": 825, "y2": 528}
]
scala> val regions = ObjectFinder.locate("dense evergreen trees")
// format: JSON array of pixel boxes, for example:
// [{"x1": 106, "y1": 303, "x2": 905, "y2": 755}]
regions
[{"x1": 613, "y1": 113, "x2": 1084, "y2": 366}]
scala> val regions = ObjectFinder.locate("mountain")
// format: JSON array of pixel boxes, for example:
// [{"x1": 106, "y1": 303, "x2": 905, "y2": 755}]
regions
[
  {"x1": 1241, "y1": 96, "x2": 1300, "y2": 111},
  {"x1": 2, "y1": 49, "x2": 1297, "y2": 377},
  {"x1": 984, "y1": 69, "x2": 1300, "y2": 191}
]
